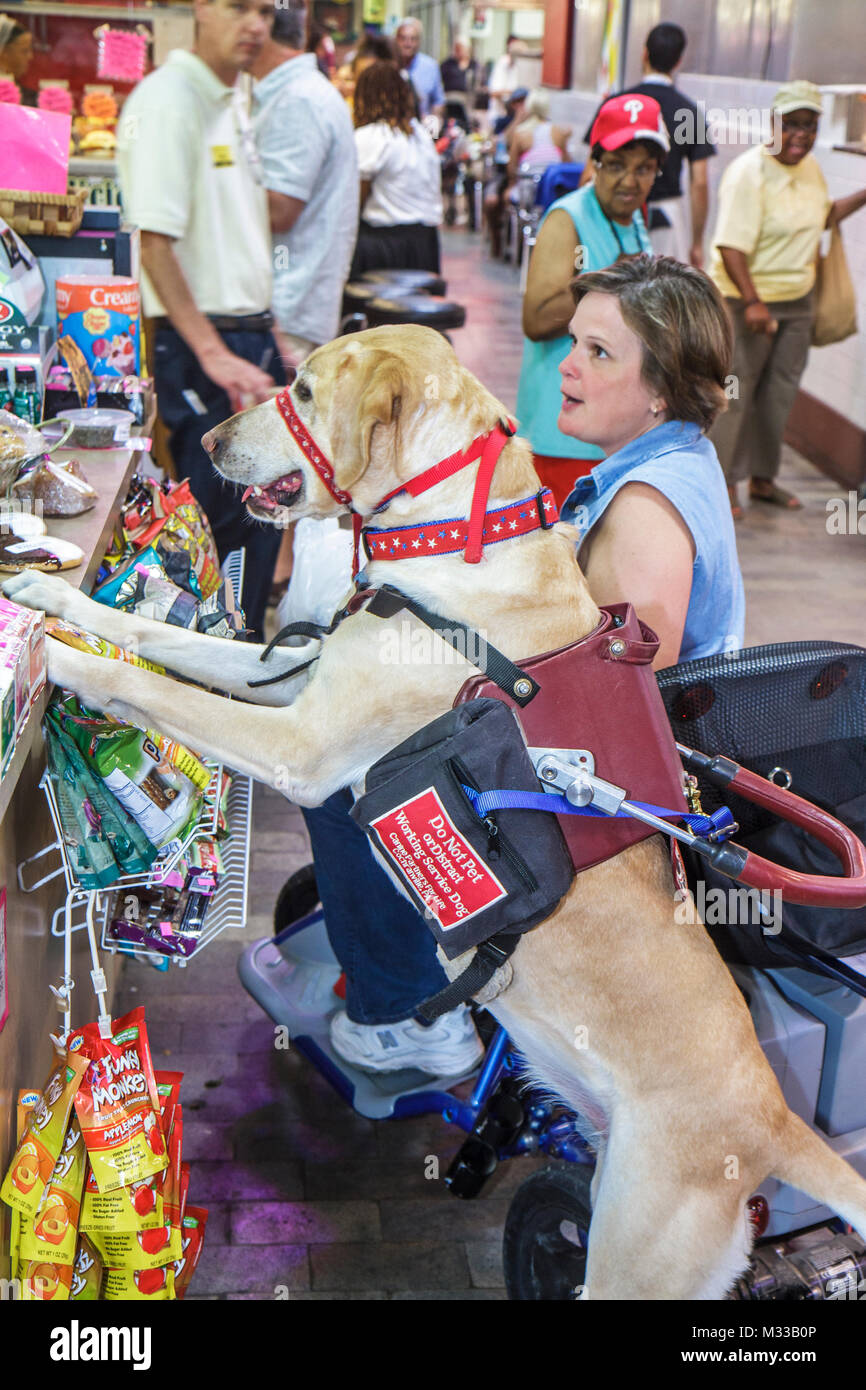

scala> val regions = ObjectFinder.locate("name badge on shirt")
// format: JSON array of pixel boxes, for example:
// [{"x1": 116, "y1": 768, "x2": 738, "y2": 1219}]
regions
[{"x1": 211, "y1": 145, "x2": 234, "y2": 168}]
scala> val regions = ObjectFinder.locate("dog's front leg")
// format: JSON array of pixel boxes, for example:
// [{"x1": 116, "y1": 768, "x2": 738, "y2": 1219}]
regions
[{"x1": 2, "y1": 572, "x2": 317, "y2": 705}]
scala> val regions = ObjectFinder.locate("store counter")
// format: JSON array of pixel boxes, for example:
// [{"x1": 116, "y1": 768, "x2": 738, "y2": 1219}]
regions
[{"x1": 0, "y1": 441, "x2": 142, "y2": 1272}]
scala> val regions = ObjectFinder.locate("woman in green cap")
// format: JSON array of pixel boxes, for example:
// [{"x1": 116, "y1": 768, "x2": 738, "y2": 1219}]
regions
[{"x1": 708, "y1": 80, "x2": 866, "y2": 518}]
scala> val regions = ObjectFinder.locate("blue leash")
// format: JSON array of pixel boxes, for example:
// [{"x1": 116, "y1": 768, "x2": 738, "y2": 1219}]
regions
[{"x1": 461, "y1": 785, "x2": 738, "y2": 843}]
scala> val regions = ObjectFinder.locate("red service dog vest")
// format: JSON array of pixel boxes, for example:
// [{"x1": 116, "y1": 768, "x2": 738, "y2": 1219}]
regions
[{"x1": 454, "y1": 603, "x2": 689, "y2": 873}]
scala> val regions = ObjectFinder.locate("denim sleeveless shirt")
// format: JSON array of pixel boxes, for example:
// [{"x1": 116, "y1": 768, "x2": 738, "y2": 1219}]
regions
[
  {"x1": 515, "y1": 183, "x2": 652, "y2": 459},
  {"x1": 560, "y1": 420, "x2": 746, "y2": 662}
]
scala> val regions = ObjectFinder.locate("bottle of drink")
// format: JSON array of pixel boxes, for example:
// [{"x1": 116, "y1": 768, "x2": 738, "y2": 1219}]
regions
[
  {"x1": 0, "y1": 367, "x2": 12, "y2": 414},
  {"x1": 12, "y1": 367, "x2": 38, "y2": 424}
]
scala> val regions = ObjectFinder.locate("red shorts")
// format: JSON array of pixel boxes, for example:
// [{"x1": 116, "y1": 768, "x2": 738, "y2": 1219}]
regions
[{"x1": 532, "y1": 455, "x2": 597, "y2": 512}]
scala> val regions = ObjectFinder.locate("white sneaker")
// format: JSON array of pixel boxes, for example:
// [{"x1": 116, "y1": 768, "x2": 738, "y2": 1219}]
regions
[{"x1": 329, "y1": 1004, "x2": 484, "y2": 1077}]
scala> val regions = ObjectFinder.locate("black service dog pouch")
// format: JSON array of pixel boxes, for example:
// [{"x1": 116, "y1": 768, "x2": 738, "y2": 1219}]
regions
[{"x1": 350, "y1": 698, "x2": 574, "y2": 959}]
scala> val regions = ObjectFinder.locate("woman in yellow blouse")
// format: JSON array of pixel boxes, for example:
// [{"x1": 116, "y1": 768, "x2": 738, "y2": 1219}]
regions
[{"x1": 708, "y1": 81, "x2": 866, "y2": 517}]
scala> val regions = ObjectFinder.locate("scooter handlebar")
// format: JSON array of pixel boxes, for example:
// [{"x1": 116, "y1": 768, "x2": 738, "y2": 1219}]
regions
[{"x1": 678, "y1": 747, "x2": 866, "y2": 908}]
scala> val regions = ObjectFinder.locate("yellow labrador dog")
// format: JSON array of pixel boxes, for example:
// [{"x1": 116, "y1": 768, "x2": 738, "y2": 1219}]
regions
[{"x1": 7, "y1": 325, "x2": 866, "y2": 1300}]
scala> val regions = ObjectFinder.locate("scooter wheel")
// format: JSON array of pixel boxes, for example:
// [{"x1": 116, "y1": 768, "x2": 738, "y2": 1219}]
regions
[
  {"x1": 503, "y1": 1163, "x2": 593, "y2": 1300},
  {"x1": 273, "y1": 864, "x2": 320, "y2": 934}
]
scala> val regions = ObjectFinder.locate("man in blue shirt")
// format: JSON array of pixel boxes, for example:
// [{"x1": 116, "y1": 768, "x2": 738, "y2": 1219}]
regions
[{"x1": 395, "y1": 17, "x2": 444, "y2": 121}]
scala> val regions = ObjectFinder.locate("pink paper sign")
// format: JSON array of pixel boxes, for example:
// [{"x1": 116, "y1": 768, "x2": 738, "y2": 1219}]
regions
[{"x1": 0, "y1": 105, "x2": 72, "y2": 195}]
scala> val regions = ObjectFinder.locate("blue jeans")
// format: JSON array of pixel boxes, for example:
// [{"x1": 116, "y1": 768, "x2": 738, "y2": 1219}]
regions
[
  {"x1": 301, "y1": 790, "x2": 448, "y2": 1024},
  {"x1": 153, "y1": 324, "x2": 285, "y2": 642}
]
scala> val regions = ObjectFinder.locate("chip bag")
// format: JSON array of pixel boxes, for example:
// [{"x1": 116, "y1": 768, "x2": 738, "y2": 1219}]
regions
[
  {"x1": 1, "y1": 1053, "x2": 88, "y2": 1217},
  {"x1": 68, "y1": 1007, "x2": 167, "y2": 1194}
]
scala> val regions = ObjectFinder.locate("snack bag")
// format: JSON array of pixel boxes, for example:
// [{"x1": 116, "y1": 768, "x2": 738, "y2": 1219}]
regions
[
  {"x1": 214, "y1": 770, "x2": 234, "y2": 840},
  {"x1": 174, "y1": 1206, "x2": 208, "y2": 1299},
  {"x1": 46, "y1": 616, "x2": 166, "y2": 675},
  {"x1": 56, "y1": 705, "x2": 203, "y2": 851},
  {"x1": 91, "y1": 545, "x2": 170, "y2": 610},
  {"x1": 159, "y1": 1105, "x2": 183, "y2": 1238},
  {"x1": 90, "y1": 1220, "x2": 180, "y2": 1271},
  {"x1": 69, "y1": 1232, "x2": 103, "y2": 1301},
  {"x1": 189, "y1": 838, "x2": 225, "y2": 878},
  {"x1": 102, "y1": 1264, "x2": 175, "y2": 1300},
  {"x1": 144, "y1": 732, "x2": 210, "y2": 792},
  {"x1": 91, "y1": 727, "x2": 201, "y2": 850},
  {"x1": 79, "y1": 1164, "x2": 164, "y2": 1234},
  {"x1": 122, "y1": 477, "x2": 216, "y2": 559},
  {"x1": 8, "y1": 1089, "x2": 38, "y2": 1277},
  {"x1": 1, "y1": 1053, "x2": 88, "y2": 1217},
  {"x1": 179, "y1": 1163, "x2": 191, "y2": 1226},
  {"x1": 19, "y1": 1259, "x2": 73, "y2": 1301},
  {"x1": 154, "y1": 1071, "x2": 183, "y2": 1144},
  {"x1": 68, "y1": 1007, "x2": 167, "y2": 1194},
  {"x1": 43, "y1": 707, "x2": 158, "y2": 887},
  {"x1": 136, "y1": 479, "x2": 218, "y2": 565},
  {"x1": 151, "y1": 514, "x2": 219, "y2": 599},
  {"x1": 50, "y1": 688, "x2": 210, "y2": 792},
  {"x1": 19, "y1": 1115, "x2": 86, "y2": 1266}
]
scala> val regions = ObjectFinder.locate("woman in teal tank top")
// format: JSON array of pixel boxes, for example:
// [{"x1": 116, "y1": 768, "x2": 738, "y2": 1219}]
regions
[{"x1": 516, "y1": 93, "x2": 667, "y2": 505}]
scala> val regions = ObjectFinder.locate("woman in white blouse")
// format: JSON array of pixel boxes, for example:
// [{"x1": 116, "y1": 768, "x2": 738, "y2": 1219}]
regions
[{"x1": 350, "y1": 61, "x2": 444, "y2": 279}]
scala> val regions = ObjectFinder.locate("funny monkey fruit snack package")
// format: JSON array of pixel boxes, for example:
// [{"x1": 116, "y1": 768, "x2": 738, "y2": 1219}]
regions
[
  {"x1": 67, "y1": 1007, "x2": 168, "y2": 1194},
  {"x1": 4, "y1": 1028, "x2": 207, "y2": 1299}
]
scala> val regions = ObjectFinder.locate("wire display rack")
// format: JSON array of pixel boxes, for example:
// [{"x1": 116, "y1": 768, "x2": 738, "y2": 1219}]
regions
[{"x1": 19, "y1": 547, "x2": 254, "y2": 1041}]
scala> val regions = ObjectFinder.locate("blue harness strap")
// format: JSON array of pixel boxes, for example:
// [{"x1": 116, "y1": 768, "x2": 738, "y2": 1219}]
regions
[{"x1": 461, "y1": 785, "x2": 738, "y2": 842}]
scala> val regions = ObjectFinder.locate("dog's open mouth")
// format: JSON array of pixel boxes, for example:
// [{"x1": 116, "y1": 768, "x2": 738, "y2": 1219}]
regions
[{"x1": 241, "y1": 470, "x2": 304, "y2": 517}]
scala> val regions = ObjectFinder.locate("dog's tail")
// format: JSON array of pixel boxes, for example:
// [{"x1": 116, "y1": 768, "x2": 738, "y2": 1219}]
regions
[{"x1": 771, "y1": 1112, "x2": 866, "y2": 1237}]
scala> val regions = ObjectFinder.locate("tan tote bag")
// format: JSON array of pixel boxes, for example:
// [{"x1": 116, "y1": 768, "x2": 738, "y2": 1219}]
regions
[{"x1": 811, "y1": 224, "x2": 858, "y2": 347}]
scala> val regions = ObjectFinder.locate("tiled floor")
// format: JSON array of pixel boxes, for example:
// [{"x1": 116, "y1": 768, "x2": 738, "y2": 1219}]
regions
[{"x1": 111, "y1": 227, "x2": 865, "y2": 1300}]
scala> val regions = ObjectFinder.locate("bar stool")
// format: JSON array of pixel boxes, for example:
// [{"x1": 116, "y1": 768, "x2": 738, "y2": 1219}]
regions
[
  {"x1": 363, "y1": 293, "x2": 466, "y2": 336},
  {"x1": 361, "y1": 269, "x2": 448, "y2": 297}
]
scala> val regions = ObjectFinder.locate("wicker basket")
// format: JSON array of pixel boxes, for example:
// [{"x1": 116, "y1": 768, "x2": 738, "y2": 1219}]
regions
[{"x1": 0, "y1": 185, "x2": 89, "y2": 238}]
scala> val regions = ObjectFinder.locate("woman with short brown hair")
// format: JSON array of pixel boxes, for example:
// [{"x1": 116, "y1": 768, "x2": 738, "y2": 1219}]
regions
[{"x1": 559, "y1": 254, "x2": 743, "y2": 668}]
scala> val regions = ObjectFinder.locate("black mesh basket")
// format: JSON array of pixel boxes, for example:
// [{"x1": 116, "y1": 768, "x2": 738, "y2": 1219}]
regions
[{"x1": 657, "y1": 641, "x2": 866, "y2": 968}]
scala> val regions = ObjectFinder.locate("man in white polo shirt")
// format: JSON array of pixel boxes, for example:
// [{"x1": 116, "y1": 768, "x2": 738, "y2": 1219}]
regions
[
  {"x1": 252, "y1": 2, "x2": 358, "y2": 365},
  {"x1": 117, "y1": 0, "x2": 283, "y2": 641}
]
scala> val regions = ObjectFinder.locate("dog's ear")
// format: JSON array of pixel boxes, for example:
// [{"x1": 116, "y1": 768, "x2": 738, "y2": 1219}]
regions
[{"x1": 358, "y1": 356, "x2": 403, "y2": 471}]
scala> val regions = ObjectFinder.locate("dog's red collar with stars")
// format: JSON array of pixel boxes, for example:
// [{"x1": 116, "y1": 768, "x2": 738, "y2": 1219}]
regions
[{"x1": 362, "y1": 490, "x2": 558, "y2": 563}]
